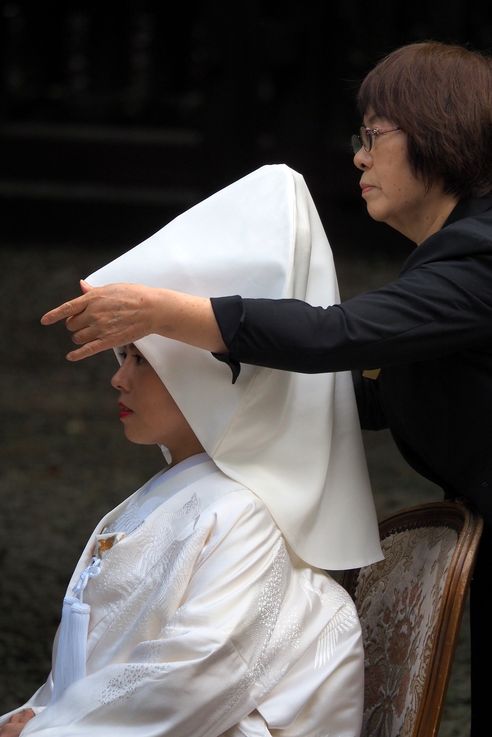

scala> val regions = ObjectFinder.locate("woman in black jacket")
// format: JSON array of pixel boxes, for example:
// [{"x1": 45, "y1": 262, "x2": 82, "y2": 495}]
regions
[{"x1": 43, "y1": 41, "x2": 492, "y2": 736}]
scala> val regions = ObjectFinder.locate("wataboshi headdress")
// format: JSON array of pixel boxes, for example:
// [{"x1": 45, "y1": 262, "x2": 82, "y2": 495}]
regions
[{"x1": 88, "y1": 165, "x2": 383, "y2": 571}]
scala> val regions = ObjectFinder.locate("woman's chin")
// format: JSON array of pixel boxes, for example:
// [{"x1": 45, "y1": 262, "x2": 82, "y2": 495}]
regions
[
  {"x1": 122, "y1": 428, "x2": 149, "y2": 445},
  {"x1": 364, "y1": 200, "x2": 388, "y2": 223}
]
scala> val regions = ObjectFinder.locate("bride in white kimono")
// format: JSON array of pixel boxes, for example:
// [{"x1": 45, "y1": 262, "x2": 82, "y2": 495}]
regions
[{"x1": 1, "y1": 165, "x2": 382, "y2": 737}]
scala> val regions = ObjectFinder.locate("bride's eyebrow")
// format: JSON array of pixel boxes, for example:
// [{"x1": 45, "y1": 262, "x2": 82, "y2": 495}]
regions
[{"x1": 116, "y1": 344, "x2": 137, "y2": 355}]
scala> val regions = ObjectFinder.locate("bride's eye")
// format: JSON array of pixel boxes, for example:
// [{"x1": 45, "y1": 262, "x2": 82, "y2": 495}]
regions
[{"x1": 130, "y1": 350, "x2": 147, "y2": 366}]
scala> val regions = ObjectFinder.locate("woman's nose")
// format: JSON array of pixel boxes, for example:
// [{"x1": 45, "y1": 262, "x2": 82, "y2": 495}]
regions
[
  {"x1": 353, "y1": 147, "x2": 372, "y2": 171},
  {"x1": 111, "y1": 363, "x2": 129, "y2": 391}
]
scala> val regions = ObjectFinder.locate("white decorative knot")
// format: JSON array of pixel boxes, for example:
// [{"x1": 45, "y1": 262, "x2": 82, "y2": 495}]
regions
[{"x1": 72, "y1": 556, "x2": 102, "y2": 602}]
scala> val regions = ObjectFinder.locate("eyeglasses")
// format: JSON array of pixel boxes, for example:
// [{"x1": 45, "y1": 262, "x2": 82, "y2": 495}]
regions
[{"x1": 351, "y1": 126, "x2": 401, "y2": 154}]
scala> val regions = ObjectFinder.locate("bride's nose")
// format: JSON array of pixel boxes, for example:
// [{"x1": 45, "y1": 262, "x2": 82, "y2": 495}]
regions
[{"x1": 111, "y1": 361, "x2": 130, "y2": 391}]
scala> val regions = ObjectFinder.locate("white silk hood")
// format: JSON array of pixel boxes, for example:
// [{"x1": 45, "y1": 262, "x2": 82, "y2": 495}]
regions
[{"x1": 87, "y1": 164, "x2": 383, "y2": 570}]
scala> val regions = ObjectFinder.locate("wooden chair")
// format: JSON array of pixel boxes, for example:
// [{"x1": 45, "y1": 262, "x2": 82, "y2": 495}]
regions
[{"x1": 342, "y1": 500, "x2": 483, "y2": 737}]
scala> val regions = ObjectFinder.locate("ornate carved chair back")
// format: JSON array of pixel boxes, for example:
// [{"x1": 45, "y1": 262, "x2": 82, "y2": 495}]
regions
[{"x1": 342, "y1": 501, "x2": 483, "y2": 737}]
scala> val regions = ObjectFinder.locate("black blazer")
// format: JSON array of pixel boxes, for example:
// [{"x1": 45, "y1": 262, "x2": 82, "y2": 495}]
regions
[{"x1": 211, "y1": 197, "x2": 492, "y2": 525}]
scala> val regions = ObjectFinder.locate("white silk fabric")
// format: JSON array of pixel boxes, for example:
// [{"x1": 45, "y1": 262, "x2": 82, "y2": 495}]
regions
[
  {"x1": 87, "y1": 164, "x2": 382, "y2": 570},
  {"x1": 6, "y1": 460, "x2": 365, "y2": 737}
]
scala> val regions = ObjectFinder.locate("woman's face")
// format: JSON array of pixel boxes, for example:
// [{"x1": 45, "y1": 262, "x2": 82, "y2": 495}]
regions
[
  {"x1": 111, "y1": 344, "x2": 203, "y2": 464},
  {"x1": 353, "y1": 111, "x2": 448, "y2": 243}
]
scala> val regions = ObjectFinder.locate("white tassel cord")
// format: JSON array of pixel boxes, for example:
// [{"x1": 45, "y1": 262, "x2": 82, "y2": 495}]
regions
[
  {"x1": 50, "y1": 556, "x2": 101, "y2": 703},
  {"x1": 50, "y1": 596, "x2": 90, "y2": 703}
]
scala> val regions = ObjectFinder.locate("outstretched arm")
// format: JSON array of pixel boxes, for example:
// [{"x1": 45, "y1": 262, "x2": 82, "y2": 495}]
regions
[{"x1": 41, "y1": 281, "x2": 226, "y2": 361}]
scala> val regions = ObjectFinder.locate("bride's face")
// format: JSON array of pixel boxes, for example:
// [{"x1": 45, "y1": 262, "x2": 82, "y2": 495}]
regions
[{"x1": 111, "y1": 344, "x2": 203, "y2": 464}]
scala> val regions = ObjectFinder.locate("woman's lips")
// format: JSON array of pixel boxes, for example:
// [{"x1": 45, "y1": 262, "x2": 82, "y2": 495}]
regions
[
  {"x1": 360, "y1": 183, "x2": 377, "y2": 196},
  {"x1": 118, "y1": 402, "x2": 133, "y2": 419}
]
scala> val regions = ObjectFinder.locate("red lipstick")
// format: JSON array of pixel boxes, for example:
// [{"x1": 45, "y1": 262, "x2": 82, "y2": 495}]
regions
[{"x1": 118, "y1": 402, "x2": 133, "y2": 419}]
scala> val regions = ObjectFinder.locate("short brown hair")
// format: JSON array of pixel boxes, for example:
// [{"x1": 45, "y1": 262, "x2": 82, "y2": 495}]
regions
[{"x1": 357, "y1": 41, "x2": 492, "y2": 198}]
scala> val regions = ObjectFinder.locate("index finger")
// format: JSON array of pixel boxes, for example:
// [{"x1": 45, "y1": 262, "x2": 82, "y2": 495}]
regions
[
  {"x1": 66, "y1": 337, "x2": 108, "y2": 362},
  {"x1": 41, "y1": 295, "x2": 87, "y2": 326},
  {"x1": 9, "y1": 711, "x2": 35, "y2": 724}
]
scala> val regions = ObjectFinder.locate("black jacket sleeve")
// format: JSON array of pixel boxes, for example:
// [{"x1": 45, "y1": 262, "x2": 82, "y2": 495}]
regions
[
  {"x1": 351, "y1": 370, "x2": 387, "y2": 431},
  {"x1": 211, "y1": 227, "x2": 492, "y2": 375}
]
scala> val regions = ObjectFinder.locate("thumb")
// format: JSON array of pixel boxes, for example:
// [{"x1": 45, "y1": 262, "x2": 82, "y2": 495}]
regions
[{"x1": 80, "y1": 279, "x2": 93, "y2": 294}]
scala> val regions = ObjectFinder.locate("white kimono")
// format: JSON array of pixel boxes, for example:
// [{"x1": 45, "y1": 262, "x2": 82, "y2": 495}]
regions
[{"x1": 4, "y1": 456, "x2": 364, "y2": 737}]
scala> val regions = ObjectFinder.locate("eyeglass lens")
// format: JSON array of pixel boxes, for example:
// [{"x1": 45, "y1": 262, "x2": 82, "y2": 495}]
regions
[
  {"x1": 351, "y1": 134, "x2": 361, "y2": 154},
  {"x1": 351, "y1": 127, "x2": 371, "y2": 155},
  {"x1": 360, "y1": 127, "x2": 371, "y2": 150}
]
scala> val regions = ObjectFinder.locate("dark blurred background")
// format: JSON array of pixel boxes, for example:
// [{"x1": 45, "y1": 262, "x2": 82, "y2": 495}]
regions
[
  {"x1": 2, "y1": 0, "x2": 491, "y2": 253},
  {"x1": 1, "y1": 2, "x2": 491, "y2": 733}
]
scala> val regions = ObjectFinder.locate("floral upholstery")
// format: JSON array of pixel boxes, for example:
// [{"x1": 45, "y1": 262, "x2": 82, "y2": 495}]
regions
[{"x1": 354, "y1": 525, "x2": 457, "y2": 737}]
